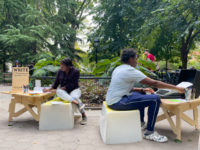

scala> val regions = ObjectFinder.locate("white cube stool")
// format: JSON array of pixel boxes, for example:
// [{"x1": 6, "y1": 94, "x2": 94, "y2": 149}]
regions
[
  {"x1": 39, "y1": 98, "x2": 74, "y2": 130},
  {"x1": 198, "y1": 133, "x2": 200, "y2": 150},
  {"x1": 100, "y1": 102, "x2": 142, "y2": 144}
]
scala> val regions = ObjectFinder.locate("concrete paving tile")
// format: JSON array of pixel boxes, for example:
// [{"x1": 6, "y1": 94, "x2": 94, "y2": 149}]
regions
[
  {"x1": 7, "y1": 142, "x2": 30, "y2": 150},
  {"x1": 95, "y1": 147, "x2": 113, "y2": 150},
  {"x1": 24, "y1": 144, "x2": 46, "y2": 150},
  {"x1": 0, "y1": 146, "x2": 13, "y2": 150},
  {"x1": 60, "y1": 135, "x2": 77, "y2": 143},
  {"x1": 59, "y1": 142, "x2": 77, "y2": 150},
  {"x1": 0, "y1": 86, "x2": 199, "y2": 150},
  {"x1": 76, "y1": 144, "x2": 96, "y2": 150}
]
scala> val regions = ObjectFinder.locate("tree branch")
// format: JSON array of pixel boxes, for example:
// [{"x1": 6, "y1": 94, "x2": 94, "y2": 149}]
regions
[
  {"x1": 191, "y1": 31, "x2": 200, "y2": 39},
  {"x1": 186, "y1": 27, "x2": 193, "y2": 45},
  {"x1": 78, "y1": 0, "x2": 91, "y2": 21},
  {"x1": 76, "y1": 0, "x2": 87, "y2": 17}
]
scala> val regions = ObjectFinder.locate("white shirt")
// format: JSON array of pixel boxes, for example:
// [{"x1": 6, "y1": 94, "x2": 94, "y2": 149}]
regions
[{"x1": 106, "y1": 64, "x2": 147, "y2": 105}]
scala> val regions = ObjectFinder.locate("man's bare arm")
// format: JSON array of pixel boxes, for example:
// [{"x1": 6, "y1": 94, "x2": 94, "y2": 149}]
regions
[{"x1": 140, "y1": 77, "x2": 185, "y2": 93}]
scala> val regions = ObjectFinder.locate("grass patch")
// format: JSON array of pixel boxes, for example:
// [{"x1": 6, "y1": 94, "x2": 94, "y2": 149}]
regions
[{"x1": 174, "y1": 139, "x2": 182, "y2": 143}]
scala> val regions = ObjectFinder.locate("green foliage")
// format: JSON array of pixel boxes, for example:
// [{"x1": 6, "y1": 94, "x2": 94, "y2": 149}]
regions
[
  {"x1": 158, "y1": 61, "x2": 182, "y2": 71},
  {"x1": 0, "y1": 0, "x2": 94, "y2": 70},
  {"x1": 32, "y1": 51, "x2": 89, "y2": 77},
  {"x1": 93, "y1": 57, "x2": 157, "y2": 79},
  {"x1": 32, "y1": 52, "x2": 65, "y2": 76},
  {"x1": 77, "y1": 53, "x2": 95, "y2": 74},
  {"x1": 188, "y1": 46, "x2": 200, "y2": 69},
  {"x1": 138, "y1": 58, "x2": 156, "y2": 71},
  {"x1": 33, "y1": 65, "x2": 60, "y2": 76},
  {"x1": 29, "y1": 77, "x2": 54, "y2": 89},
  {"x1": 32, "y1": 68, "x2": 46, "y2": 77},
  {"x1": 92, "y1": 57, "x2": 121, "y2": 76},
  {"x1": 139, "y1": 0, "x2": 200, "y2": 68},
  {"x1": 89, "y1": 0, "x2": 160, "y2": 61},
  {"x1": 90, "y1": 0, "x2": 200, "y2": 69}
]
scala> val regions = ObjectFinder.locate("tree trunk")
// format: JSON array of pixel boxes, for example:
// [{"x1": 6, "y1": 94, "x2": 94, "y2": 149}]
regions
[
  {"x1": 3, "y1": 49, "x2": 6, "y2": 72},
  {"x1": 70, "y1": 6, "x2": 77, "y2": 54},
  {"x1": 180, "y1": 38, "x2": 188, "y2": 69},
  {"x1": 70, "y1": 27, "x2": 76, "y2": 52},
  {"x1": 118, "y1": 51, "x2": 120, "y2": 56},
  {"x1": 32, "y1": 42, "x2": 37, "y2": 55},
  {"x1": 165, "y1": 48, "x2": 169, "y2": 72},
  {"x1": 36, "y1": 0, "x2": 40, "y2": 10},
  {"x1": 3, "y1": 61, "x2": 6, "y2": 72},
  {"x1": 165, "y1": 58, "x2": 168, "y2": 72},
  {"x1": 181, "y1": 49, "x2": 188, "y2": 69},
  {"x1": 180, "y1": 27, "x2": 195, "y2": 69}
]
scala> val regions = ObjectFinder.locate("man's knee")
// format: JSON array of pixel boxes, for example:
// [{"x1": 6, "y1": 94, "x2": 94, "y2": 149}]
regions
[
  {"x1": 151, "y1": 94, "x2": 161, "y2": 104},
  {"x1": 155, "y1": 94, "x2": 161, "y2": 104}
]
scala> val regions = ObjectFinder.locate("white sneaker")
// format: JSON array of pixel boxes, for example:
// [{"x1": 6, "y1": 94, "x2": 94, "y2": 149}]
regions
[{"x1": 143, "y1": 131, "x2": 168, "y2": 143}]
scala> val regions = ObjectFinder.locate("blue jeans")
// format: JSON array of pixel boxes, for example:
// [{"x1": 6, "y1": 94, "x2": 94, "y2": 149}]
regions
[{"x1": 108, "y1": 92, "x2": 161, "y2": 131}]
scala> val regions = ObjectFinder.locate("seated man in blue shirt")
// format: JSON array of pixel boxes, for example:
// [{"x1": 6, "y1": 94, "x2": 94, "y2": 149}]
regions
[{"x1": 106, "y1": 48, "x2": 184, "y2": 142}]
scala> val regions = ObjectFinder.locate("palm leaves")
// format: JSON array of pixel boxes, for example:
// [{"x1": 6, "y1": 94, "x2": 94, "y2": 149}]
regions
[{"x1": 93, "y1": 57, "x2": 157, "y2": 79}]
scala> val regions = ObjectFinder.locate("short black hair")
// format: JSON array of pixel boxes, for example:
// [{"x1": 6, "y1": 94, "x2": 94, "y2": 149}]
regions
[
  {"x1": 121, "y1": 48, "x2": 137, "y2": 63},
  {"x1": 61, "y1": 58, "x2": 73, "y2": 67}
]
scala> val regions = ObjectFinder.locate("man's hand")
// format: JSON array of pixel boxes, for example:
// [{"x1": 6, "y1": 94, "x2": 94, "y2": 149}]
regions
[
  {"x1": 143, "y1": 88, "x2": 155, "y2": 94},
  {"x1": 60, "y1": 87, "x2": 66, "y2": 90}
]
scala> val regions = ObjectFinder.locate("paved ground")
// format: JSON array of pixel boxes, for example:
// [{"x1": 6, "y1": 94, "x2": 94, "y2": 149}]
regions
[{"x1": 0, "y1": 85, "x2": 199, "y2": 150}]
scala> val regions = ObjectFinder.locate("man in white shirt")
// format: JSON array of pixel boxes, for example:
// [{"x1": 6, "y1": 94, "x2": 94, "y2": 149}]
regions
[{"x1": 106, "y1": 48, "x2": 185, "y2": 143}]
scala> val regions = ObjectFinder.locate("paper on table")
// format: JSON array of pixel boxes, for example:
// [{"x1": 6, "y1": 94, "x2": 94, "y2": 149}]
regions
[
  {"x1": 31, "y1": 87, "x2": 43, "y2": 94},
  {"x1": 32, "y1": 87, "x2": 51, "y2": 94},
  {"x1": 35, "y1": 80, "x2": 41, "y2": 87},
  {"x1": 51, "y1": 101, "x2": 63, "y2": 105},
  {"x1": 29, "y1": 91, "x2": 43, "y2": 94},
  {"x1": 176, "y1": 82, "x2": 193, "y2": 88}
]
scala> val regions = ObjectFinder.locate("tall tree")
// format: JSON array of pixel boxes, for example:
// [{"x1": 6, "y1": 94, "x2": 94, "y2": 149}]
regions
[
  {"x1": 42, "y1": 0, "x2": 94, "y2": 58},
  {"x1": 0, "y1": 0, "x2": 25, "y2": 71},
  {"x1": 151, "y1": 25, "x2": 180, "y2": 70},
  {"x1": 89, "y1": 0, "x2": 161, "y2": 60},
  {"x1": 90, "y1": 0, "x2": 200, "y2": 69},
  {"x1": 139, "y1": 0, "x2": 200, "y2": 69},
  {"x1": 0, "y1": 0, "x2": 94, "y2": 71}
]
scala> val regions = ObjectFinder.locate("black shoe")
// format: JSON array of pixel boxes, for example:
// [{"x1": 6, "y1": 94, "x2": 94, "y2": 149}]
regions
[{"x1": 80, "y1": 116, "x2": 87, "y2": 125}]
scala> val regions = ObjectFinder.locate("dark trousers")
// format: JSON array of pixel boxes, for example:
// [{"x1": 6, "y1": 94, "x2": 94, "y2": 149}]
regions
[{"x1": 108, "y1": 92, "x2": 161, "y2": 131}]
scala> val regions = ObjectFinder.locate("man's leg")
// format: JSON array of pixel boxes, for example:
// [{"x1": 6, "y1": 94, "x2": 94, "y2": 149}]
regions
[
  {"x1": 109, "y1": 92, "x2": 168, "y2": 142},
  {"x1": 139, "y1": 107, "x2": 145, "y2": 129},
  {"x1": 139, "y1": 107, "x2": 145, "y2": 123},
  {"x1": 109, "y1": 92, "x2": 160, "y2": 131}
]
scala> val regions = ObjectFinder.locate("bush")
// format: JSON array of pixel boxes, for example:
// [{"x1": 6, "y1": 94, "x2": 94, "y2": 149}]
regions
[
  {"x1": 29, "y1": 77, "x2": 54, "y2": 89},
  {"x1": 80, "y1": 79, "x2": 108, "y2": 107}
]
